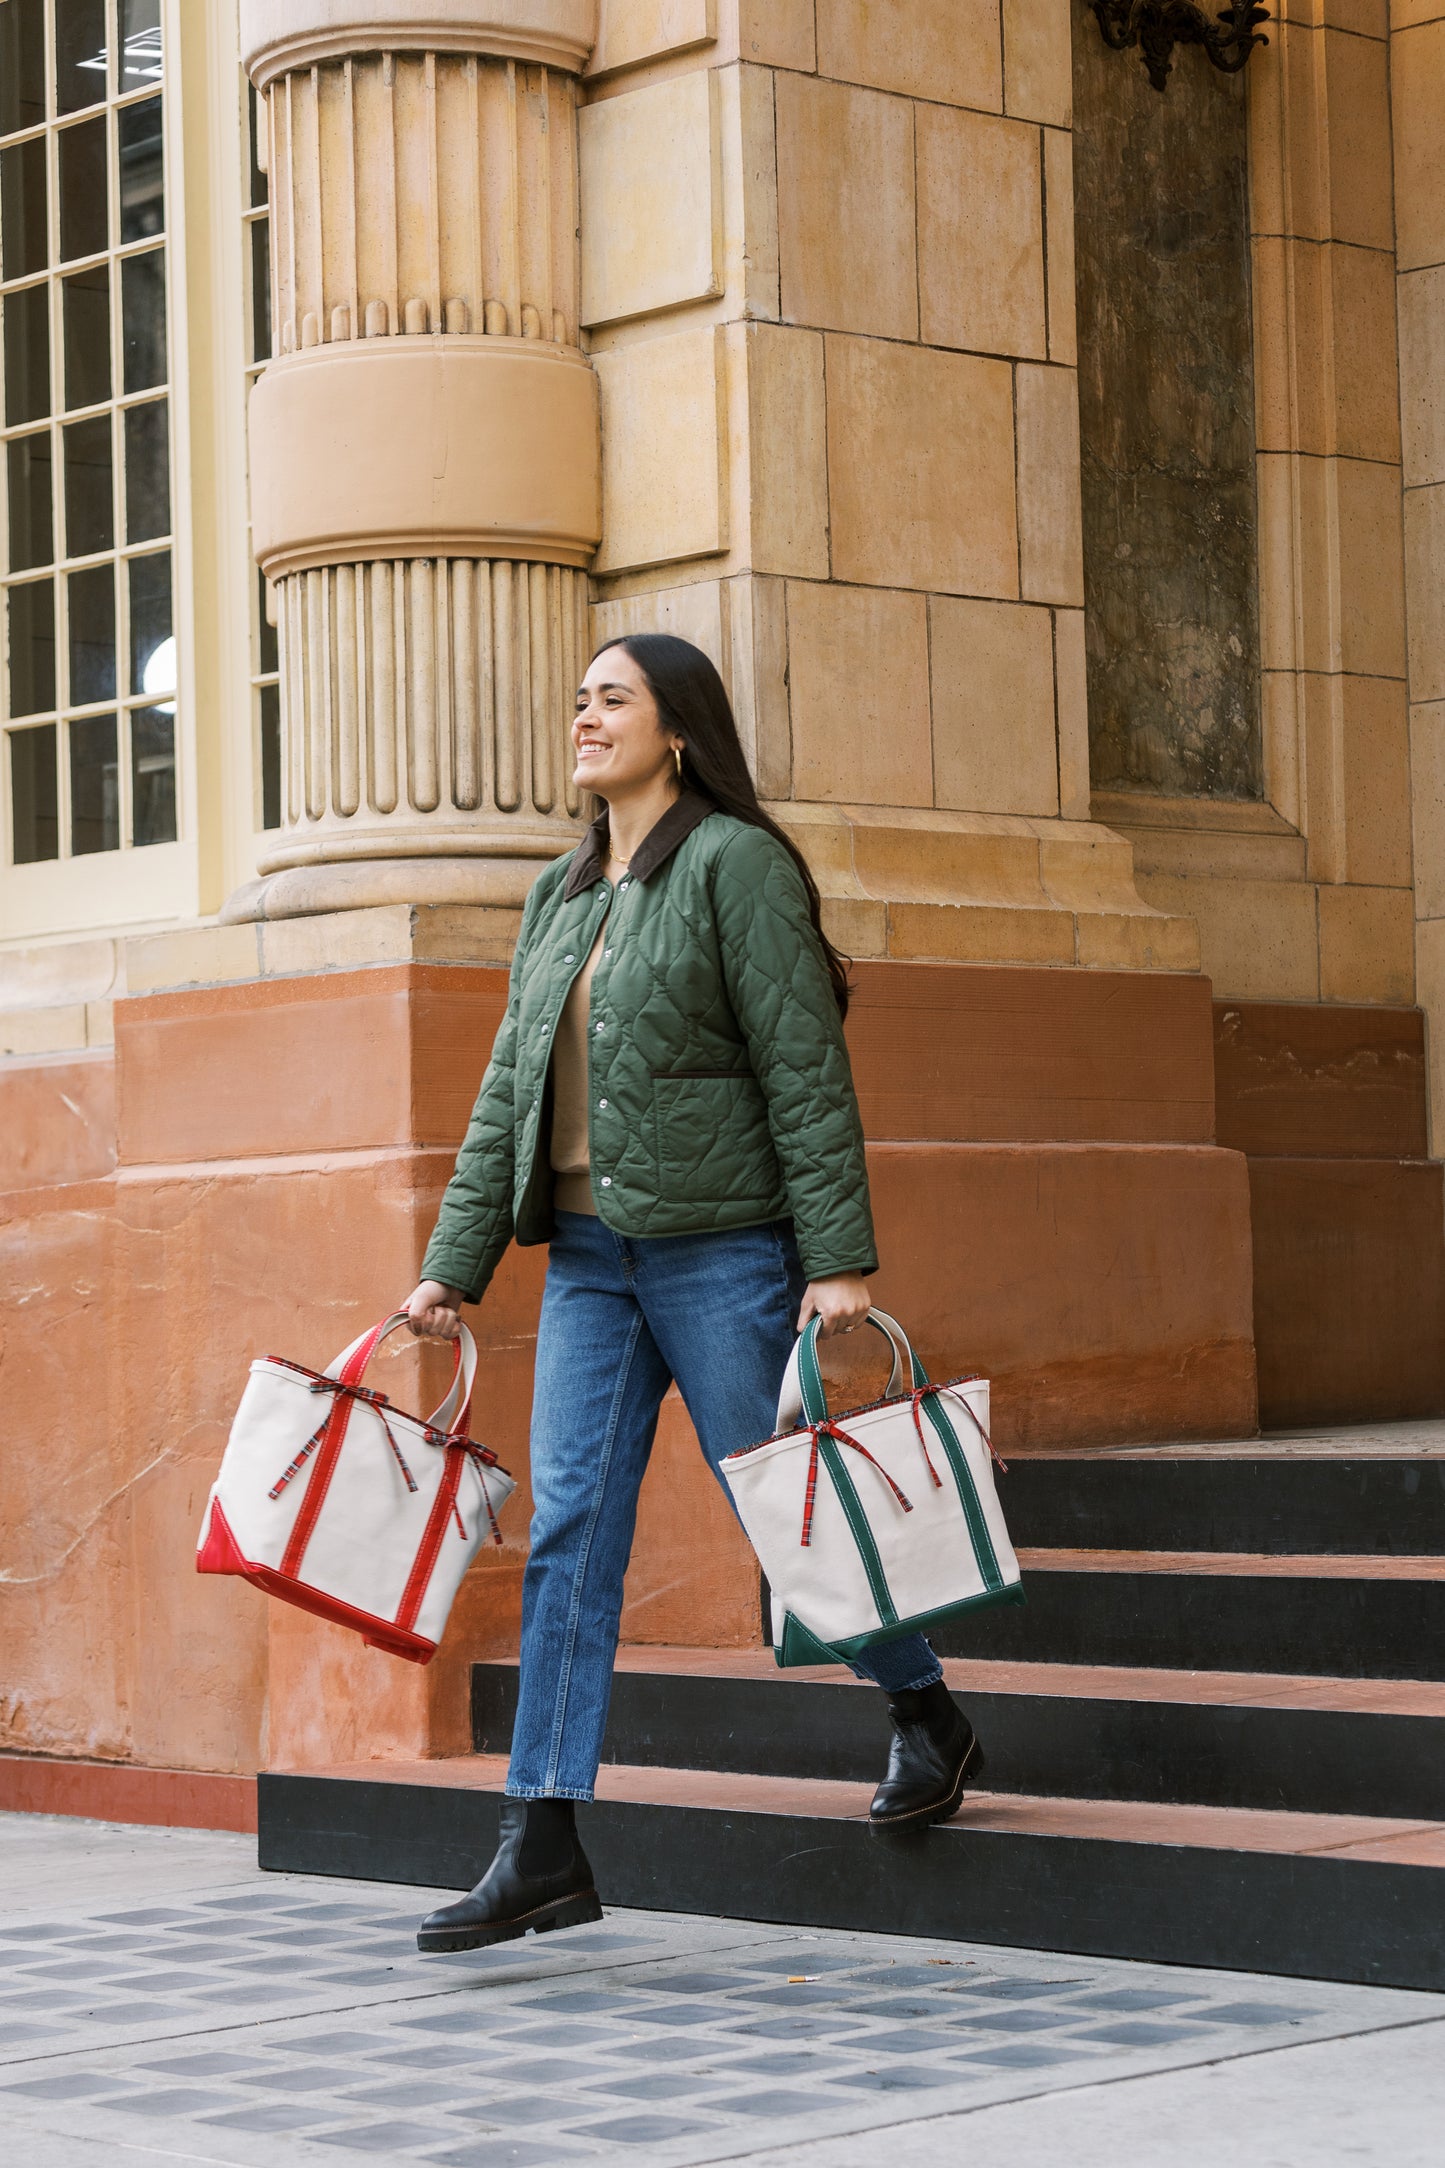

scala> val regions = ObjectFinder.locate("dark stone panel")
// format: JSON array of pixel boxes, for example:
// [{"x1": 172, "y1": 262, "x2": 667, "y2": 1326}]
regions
[
  {"x1": 1074, "y1": 9, "x2": 1262, "y2": 799},
  {"x1": 471, "y1": 1663, "x2": 1445, "y2": 1820},
  {"x1": 259, "y1": 1775, "x2": 1445, "y2": 1991},
  {"x1": 933, "y1": 1569, "x2": 1445, "y2": 1678},
  {"x1": 1248, "y1": 1158, "x2": 1445, "y2": 1428},
  {"x1": 1213, "y1": 1001, "x2": 1429, "y2": 1161}
]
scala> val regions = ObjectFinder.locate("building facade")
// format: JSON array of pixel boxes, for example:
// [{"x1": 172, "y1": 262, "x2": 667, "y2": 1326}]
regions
[{"x1": 2, "y1": 0, "x2": 1444, "y2": 1797}]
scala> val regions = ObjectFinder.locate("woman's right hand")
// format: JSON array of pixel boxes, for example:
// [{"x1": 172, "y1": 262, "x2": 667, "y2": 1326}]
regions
[{"x1": 406, "y1": 1280, "x2": 466, "y2": 1340}]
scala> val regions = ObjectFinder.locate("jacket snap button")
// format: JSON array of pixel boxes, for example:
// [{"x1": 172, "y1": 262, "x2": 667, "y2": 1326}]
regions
[
  {"x1": 604, "y1": 947, "x2": 613, "y2": 958},
  {"x1": 598, "y1": 1098, "x2": 608, "y2": 1110},
  {"x1": 601, "y1": 1177, "x2": 613, "y2": 1187},
  {"x1": 563, "y1": 953, "x2": 575, "y2": 964},
  {"x1": 594, "y1": 1021, "x2": 605, "y2": 1034}
]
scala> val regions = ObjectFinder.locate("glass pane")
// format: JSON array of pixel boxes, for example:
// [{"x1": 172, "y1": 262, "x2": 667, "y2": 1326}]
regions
[
  {"x1": 6, "y1": 576, "x2": 55, "y2": 715},
  {"x1": 128, "y1": 548, "x2": 171, "y2": 696},
  {"x1": 56, "y1": 0, "x2": 108, "y2": 117},
  {"x1": 260, "y1": 681, "x2": 281, "y2": 828},
  {"x1": 67, "y1": 561, "x2": 115, "y2": 703},
  {"x1": 249, "y1": 216, "x2": 271, "y2": 364},
  {"x1": 123, "y1": 395, "x2": 168, "y2": 540},
  {"x1": 130, "y1": 703, "x2": 174, "y2": 844},
  {"x1": 120, "y1": 0, "x2": 164, "y2": 94},
  {"x1": 63, "y1": 412, "x2": 113, "y2": 555},
  {"x1": 10, "y1": 723, "x2": 58, "y2": 862},
  {"x1": 1, "y1": 135, "x2": 48, "y2": 278},
  {"x1": 2, "y1": 282, "x2": 50, "y2": 425},
  {"x1": 248, "y1": 86, "x2": 267, "y2": 209},
  {"x1": 62, "y1": 262, "x2": 110, "y2": 407},
  {"x1": 58, "y1": 115, "x2": 107, "y2": 261},
  {"x1": 257, "y1": 571, "x2": 278, "y2": 675},
  {"x1": 6, "y1": 431, "x2": 53, "y2": 571},
  {"x1": 118, "y1": 95, "x2": 162, "y2": 243},
  {"x1": 0, "y1": 0, "x2": 46, "y2": 140},
  {"x1": 121, "y1": 245, "x2": 165, "y2": 390},
  {"x1": 69, "y1": 711, "x2": 118, "y2": 852}
]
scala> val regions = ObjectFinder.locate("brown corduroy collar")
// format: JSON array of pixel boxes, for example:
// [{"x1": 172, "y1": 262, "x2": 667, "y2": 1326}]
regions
[{"x1": 561, "y1": 789, "x2": 717, "y2": 901}]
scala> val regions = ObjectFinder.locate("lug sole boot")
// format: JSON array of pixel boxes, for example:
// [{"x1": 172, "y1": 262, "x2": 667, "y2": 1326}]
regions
[
  {"x1": 869, "y1": 1680, "x2": 985, "y2": 1831},
  {"x1": 417, "y1": 1798, "x2": 603, "y2": 1953}
]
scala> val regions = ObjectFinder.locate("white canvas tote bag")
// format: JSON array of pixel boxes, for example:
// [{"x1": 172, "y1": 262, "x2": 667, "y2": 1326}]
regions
[
  {"x1": 721, "y1": 1309, "x2": 1023, "y2": 1667},
  {"x1": 196, "y1": 1312, "x2": 515, "y2": 1665}
]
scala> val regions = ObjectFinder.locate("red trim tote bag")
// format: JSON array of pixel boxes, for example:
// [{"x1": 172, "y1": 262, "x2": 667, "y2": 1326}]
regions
[
  {"x1": 196, "y1": 1313, "x2": 515, "y2": 1665},
  {"x1": 721, "y1": 1309, "x2": 1023, "y2": 1668}
]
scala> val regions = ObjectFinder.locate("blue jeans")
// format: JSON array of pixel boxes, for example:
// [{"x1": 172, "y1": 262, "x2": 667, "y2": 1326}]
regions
[{"x1": 507, "y1": 1212, "x2": 943, "y2": 1799}]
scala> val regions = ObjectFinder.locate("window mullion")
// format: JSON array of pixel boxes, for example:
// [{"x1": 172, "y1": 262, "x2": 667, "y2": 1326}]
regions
[{"x1": 2, "y1": 0, "x2": 176, "y2": 883}]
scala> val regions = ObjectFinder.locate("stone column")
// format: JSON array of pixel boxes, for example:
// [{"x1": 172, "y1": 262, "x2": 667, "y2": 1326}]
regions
[{"x1": 231, "y1": 2, "x2": 602, "y2": 921}]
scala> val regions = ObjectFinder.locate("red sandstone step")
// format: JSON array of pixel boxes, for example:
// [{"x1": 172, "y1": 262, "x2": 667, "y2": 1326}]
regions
[
  {"x1": 0, "y1": 1753, "x2": 257, "y2": 1832},
  {"x1": 604, "y1": 1643, "x2": 1445, "y2": 1718},
  {"x1": 293, "y1": 1753, "x2": 1445, "y2": 1869},
  {"x1": 1013, "y1": 1548, "x2": 1445, "y2": 1578},
  {"x1": 1012, "y1": 1427, "x2": 1445, "y2": 1459}
]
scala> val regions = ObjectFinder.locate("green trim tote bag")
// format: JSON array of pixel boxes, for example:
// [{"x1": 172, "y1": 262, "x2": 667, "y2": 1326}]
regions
[{"x1": 721, "y1": 1309, "x2": 1023, "y2": 1668}]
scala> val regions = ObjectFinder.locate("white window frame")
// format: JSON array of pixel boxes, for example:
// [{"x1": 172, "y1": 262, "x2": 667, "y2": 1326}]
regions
[{"x1": 0, "y1": 0, "x2": 191, "y2": 940}]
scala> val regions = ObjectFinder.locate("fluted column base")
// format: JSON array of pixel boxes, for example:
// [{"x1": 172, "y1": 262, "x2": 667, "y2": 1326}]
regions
[
  {"x1": 238, "y1": 555, "x2": 590, "y2": 920},
  {"x1": 221, "y1": 853, "x2": 569, "y2": 923}
]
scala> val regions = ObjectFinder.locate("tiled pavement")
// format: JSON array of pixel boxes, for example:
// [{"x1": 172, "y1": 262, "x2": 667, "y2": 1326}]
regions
[{"x1": 2, "y1": 1817, "x2": 1443, "y2": 2167}]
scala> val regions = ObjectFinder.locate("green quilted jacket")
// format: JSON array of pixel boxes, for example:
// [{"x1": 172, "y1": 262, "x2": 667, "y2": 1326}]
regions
[{"x1": 421, "y1": 792, "x2": 877, "y2": 1303}]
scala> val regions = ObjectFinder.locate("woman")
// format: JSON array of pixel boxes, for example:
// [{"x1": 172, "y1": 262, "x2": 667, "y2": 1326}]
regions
[{"x1": 406, "y1": 634, "x2": 983, "y2": 1953}]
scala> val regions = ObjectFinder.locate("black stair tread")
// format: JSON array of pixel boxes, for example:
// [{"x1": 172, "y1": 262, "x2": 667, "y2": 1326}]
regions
[
  {"x1": 994, "y1": 1455, "x2": 1445, "y2": 1555},
  {"x1": 927, "y1": 1568, "x2": 1445, "y2": 1678},
  {"x1": 259, "y1": 1769, "x2": 1445, "y2": 1989},
  {"x1": 285, "y1": 1753, "x2": 1445, "y2": 1867},
  {"x1": 483, "y1": 1649, "x2": 1445, "y2": 1718}
]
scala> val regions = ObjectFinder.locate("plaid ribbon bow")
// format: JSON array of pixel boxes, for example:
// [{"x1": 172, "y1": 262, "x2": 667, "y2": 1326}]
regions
[
  {"x1": 269, "y1": 1378, "x2": 505, "y2": 1545},
  {"x1": 800, "y1": 1419, "x2": 913, "y2": 1547}
]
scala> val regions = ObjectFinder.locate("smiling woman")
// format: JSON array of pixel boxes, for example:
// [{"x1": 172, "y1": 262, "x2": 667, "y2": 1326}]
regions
[{"x1": 399, "y1": 633, "x2": 986, "y2": 1955}]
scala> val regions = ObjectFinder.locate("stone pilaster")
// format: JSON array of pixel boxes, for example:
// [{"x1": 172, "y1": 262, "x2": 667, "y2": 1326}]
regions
[{"x1": 230, "y1": 3, "x2": 601, "y2": 921}]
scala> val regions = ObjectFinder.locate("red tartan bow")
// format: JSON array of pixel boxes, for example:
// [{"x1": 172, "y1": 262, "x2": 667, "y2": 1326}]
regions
[
  {"x1": 800, "y1": 1419, "x2": 914, "y2": 1546},
  {"x1": 273, "y1": 1382, "x2": 505, "y2": 1545},
  {"x1": 931, "y1": 1380, "x2": 1007, "y2": 1472}
]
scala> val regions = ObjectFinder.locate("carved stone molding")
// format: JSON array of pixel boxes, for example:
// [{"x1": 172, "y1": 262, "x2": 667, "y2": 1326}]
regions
[
  {"x1": 240, "y1": 0, "x2": 600, "y2": 85},
  {"x1": 249, "y1": 341, "x2": 602, "y2": 577}
]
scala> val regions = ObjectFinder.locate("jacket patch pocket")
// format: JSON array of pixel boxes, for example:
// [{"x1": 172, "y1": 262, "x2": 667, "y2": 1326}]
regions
[{"x1": 652, "y1": 1072, "x2": 776, "y2": 1204}]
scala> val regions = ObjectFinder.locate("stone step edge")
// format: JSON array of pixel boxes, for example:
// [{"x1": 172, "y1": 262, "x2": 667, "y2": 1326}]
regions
[
  {"x1": 279, "y1": 1756, "x2": 1445, "y2": 1871},
  {"x1": 1011, "y1": 1549, "x2": 1445, "y2": 1578},
  {"x1": 474, "y1": 1649, "x2": 1445, "y2": 1719}
]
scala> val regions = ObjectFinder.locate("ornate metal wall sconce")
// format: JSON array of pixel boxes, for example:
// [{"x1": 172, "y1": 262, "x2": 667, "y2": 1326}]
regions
[{"x1": 1091, "y1": 0, "x2": 1270, "y2": 92}]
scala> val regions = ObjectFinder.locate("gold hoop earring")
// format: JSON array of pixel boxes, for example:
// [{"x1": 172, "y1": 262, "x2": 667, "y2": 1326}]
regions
[{"x1": 674, "y1": 746, "x2": 684, "y2": 781}]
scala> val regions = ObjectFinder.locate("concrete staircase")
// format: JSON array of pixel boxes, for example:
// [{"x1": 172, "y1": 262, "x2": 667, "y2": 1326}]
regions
[{"x1": 259, "y1": 1428, "x2": 1445, "y2": 1990}]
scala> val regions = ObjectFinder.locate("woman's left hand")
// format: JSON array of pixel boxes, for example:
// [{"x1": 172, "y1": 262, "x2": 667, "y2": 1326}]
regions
[{"x1": 798, "y1": 1273, "x2": 871, "y2": 1340}]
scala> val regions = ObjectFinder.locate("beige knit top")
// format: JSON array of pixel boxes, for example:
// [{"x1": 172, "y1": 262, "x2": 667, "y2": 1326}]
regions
[{"x1": 549, "y1": 920, "x2": 606, "y2": 1215}]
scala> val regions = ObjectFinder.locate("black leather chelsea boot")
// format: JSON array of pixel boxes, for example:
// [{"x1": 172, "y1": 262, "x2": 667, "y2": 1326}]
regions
[
  {"x1": 416, "y1": 1798, "x2": 602, "y2": 1952},
  {"x1": 869, "y1": 1680, "x2": 984, "y2": 1830}
]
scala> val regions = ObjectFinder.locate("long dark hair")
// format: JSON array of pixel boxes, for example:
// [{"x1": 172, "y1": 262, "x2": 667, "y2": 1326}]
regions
[{"x1": 589, "y1": 633, "x2": 853, "y2": 1017}]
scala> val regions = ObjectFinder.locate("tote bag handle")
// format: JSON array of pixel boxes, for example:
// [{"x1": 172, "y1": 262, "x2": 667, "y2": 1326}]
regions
[
  {"x1": 325, "y1": 1312, "x2": 479, "y2": 1438},
  {"x1": 774, "y1": 1307, "x2": 926, "y2": 1434}
]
